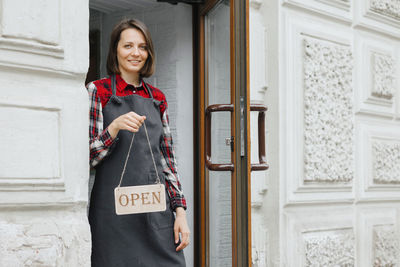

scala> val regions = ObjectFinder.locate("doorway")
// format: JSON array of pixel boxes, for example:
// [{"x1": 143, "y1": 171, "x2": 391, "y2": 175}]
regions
[
  {"x1": 86, "y1": 0, "x2": 261, "y2": 266},
  {"x1": 193, "y1": 0, "x2": 267, "y2": 266},
  {"x1": 86, "y1": 0, "x2": 195, "y2": 266}
]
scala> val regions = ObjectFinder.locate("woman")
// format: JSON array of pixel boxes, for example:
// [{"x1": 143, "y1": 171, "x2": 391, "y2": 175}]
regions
[{"x1": 87, "y1": 18, "x2": 189, "y2": 266}]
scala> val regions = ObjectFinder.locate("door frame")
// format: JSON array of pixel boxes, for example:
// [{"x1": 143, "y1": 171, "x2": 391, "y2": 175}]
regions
[{"x1": 193, "y1": 0, "x2": 251, "y2": 266}]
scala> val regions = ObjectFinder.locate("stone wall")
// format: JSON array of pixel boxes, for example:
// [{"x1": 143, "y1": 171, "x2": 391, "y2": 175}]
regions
[{"x1": 0, "y1": 0, "x2": 91, "y2": 266}]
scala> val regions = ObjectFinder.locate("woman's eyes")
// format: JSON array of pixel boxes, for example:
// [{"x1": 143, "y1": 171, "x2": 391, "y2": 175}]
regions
[{"x1": 124, "y1": 44, "x2": 147, "y2": 50}]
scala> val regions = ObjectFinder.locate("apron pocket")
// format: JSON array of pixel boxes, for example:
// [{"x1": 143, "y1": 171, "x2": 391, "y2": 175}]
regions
[
  {"x1": 147, "y1": 207, "x2": 174, "y2": 230},
  {"x1": 147, "y1": 173, "x2": 173, "y2": 230}
]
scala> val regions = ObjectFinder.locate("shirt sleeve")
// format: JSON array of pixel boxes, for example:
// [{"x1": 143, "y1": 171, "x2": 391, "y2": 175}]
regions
[
  {"x1": 159, "y1": 108, "x2": 187, "y2": 211},
  {"x1": 87, "y1": 82, "x2": 118, "y2": 168}
]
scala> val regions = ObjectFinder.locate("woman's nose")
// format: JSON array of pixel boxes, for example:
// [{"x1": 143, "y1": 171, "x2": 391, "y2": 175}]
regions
[{"x1": 131, "y1": 46, "x2": 140, "y2": 56}]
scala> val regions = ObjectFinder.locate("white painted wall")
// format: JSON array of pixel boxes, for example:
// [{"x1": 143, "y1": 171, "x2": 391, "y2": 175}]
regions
[
  {"x1": 250, "y1": 0, "x2": 280, "y2": 266},
  {"x1": 0, "y1": 0, "x2": 91, "y2": 266},
  {"x1": 90, "y1": 4, "x2": 195, "y2": 266},
  {"x1": 250, "y1": 0, "x2": 400, "y2": 266}
]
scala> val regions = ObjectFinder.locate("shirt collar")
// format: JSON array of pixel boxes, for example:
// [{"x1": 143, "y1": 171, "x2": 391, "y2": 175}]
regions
[{"x1": 115, "y1": 74, "x2": 143, "y2": 93}]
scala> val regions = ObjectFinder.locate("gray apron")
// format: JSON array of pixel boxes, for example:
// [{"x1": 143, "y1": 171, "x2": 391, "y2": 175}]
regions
[{"x1": 89, "y1": 75, "x2": 186, "y2": 267}]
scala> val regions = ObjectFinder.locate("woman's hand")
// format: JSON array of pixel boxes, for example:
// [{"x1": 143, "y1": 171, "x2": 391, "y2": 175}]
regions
[
  {"x1": 107, "y1": 111, "x2": 146, "y2": 139},
  {"x1": 174, "y1": 207, "x2": 190, "y2": 251}
]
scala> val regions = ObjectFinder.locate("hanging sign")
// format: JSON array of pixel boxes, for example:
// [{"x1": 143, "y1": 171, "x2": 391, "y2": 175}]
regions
[{"x1": 114, "y1": 183, "x2": 166, "y2": 215}]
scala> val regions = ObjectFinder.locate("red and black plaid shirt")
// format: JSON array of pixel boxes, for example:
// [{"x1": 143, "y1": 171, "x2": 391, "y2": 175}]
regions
[{"x1": 87, "y1": 74, "x2": 187, "y2": 210}]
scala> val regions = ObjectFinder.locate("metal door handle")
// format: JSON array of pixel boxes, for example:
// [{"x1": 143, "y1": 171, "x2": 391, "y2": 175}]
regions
[
  {"x1": 250, "y1": 104, "x2": 269, "y2": 171},
  {"x1": 205, "y1": 104, "x2": 234, "y2": 171}
]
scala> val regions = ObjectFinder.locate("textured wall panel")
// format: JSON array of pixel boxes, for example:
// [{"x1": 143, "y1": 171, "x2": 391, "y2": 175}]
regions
[
  {"x1": 283, "y1": 207, "x2": 354, "y2": 266},
  {"x1": 355, "y1": 0, "x2": 400, "y2": 38},
  {"x1": 372, "y1": 139, "x2": 400, "y2": 184},
  {"x1": 373, "y1": 224, "x2": 400, "y2": 266},
  {"x1": 283, "y1": 13, "x2": 354, "y2": 204},
  {"x1": 354, "y1": 31, "x2": 398, "y2": 117},
  {"x1": 357, "y1": 208, "x2": 399, "y2": 267},
  {"x1": 372, "y1": 52, "x2": 396, "y2": 100},
  {"x1": 357, "y1": 120, "x2": 400, "y2": 199},
  {"x1": 303, "y1": 38, "x2": 354, "y2": 183},
  {"x1": 303, "y1": 229, "x2": 355, "y2": 266},
  {"x1": 370, "y1": 0, "x2": 400, "y2": 20}
]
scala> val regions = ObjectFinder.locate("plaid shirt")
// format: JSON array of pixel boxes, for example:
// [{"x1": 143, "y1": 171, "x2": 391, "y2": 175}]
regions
[{"x1": 87, "y1": 74, "x2": 187, "y2": 211}]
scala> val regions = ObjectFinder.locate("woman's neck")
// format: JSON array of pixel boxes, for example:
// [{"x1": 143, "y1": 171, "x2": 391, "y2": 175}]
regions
[{"x1": 120, "y1": 72, "x2": 140, "y2": 87}]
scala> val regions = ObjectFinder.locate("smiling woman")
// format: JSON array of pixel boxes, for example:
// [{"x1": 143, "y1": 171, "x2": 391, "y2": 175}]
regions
[{"x1": 86, "y1": 19, "x2": 189, "y2": 267}]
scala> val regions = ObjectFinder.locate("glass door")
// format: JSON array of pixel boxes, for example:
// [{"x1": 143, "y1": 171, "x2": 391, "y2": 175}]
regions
[
  {"x1": 205, "y1": 2, "x2": 232, "y2": 266},
  {"x1": 194, "y1": 0, "x2": 267, "y2": 266}
]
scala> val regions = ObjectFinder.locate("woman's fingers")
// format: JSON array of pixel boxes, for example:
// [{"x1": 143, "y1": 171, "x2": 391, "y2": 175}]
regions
[
  {"x1": 174, "y1": 222, "x2": 190, "y2": 251},
  {"x1": 109, "y1": 112, "x2": 146, "y2": 137},
  {"x1": 119, "y1": 112, "x2": 146, "y2": 132},
  {"x1": 128, "y1": 112, "x2": 146, "y2": 124},
  {"x1": 175, "y1": 232, "x2": 190, "y2": 251},
  {"x1": 182, "y1": 232, "x2": 190, "y2": 248},
  {"x1": 174, "y1": 227, "x2": 180, "y2": 245}
]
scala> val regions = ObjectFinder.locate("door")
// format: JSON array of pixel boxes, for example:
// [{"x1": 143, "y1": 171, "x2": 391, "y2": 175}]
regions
[{"x1": 193, "y1": 0, "x2": 268, "y2": 266}]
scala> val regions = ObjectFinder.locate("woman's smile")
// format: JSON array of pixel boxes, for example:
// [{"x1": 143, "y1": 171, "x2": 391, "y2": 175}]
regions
[{"x1": 128, "y1": 59, "x2": 142, "y2": 65}]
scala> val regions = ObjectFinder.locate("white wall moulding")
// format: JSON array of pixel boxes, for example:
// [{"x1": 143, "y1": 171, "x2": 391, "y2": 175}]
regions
[
  {"x1": 354, "y1": 30, "x2": 398, "y2": 117},
  {"x1": 283, "y1": 206, "x2": 354, "y2": 266},
  {"x1": 281, "y1": 0, "x2": 352, "y2": 23},
  {"x1": 0, "y1": 0, "x2": 64, "y2": 58},
  {"x1": 250, "y1": 0, "x2": 263, "y2": 9},
  {"x1": 0, "y1": 102, "x2": 65, "y2": 192},
  {"x1": 249, "y1": 10, "x2": 268, "y2": 101},
  {"x1": 354, "y1": 0, "x2": 400, "y2": 39},
  {"x1": 282, "y1": 12, "x2": 354, "y2": 204},
  {"x1": 0, "y1": 0, "x2": 89, "y2": 76},
  {"x1": 357, "y1": 207, "x2": 400, "y2": 266},
  {"x1": 357, "y1": 119, "x2": 400, "y2": 200},
  {"x1": 251, "y1": 215, "x2": 268, "y2": 266}
]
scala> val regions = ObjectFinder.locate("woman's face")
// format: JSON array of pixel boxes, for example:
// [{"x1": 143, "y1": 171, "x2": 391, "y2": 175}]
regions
[{"x1": 117, "y1": 28, "x2": 149, "y2": 76}]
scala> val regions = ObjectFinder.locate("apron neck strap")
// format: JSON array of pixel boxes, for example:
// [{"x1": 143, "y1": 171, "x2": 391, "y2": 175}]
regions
[
  {"x1": 142, "y1": 81, "x2": 154, "y2": 100},
  {"x1": 111, "y1": 74, "x2": 117, "y2": 96}
]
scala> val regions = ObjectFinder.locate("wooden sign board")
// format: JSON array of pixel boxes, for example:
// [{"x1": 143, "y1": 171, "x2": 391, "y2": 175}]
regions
[{"x1": 114, "y1": 184, "x2": 166, "y2": 215}]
